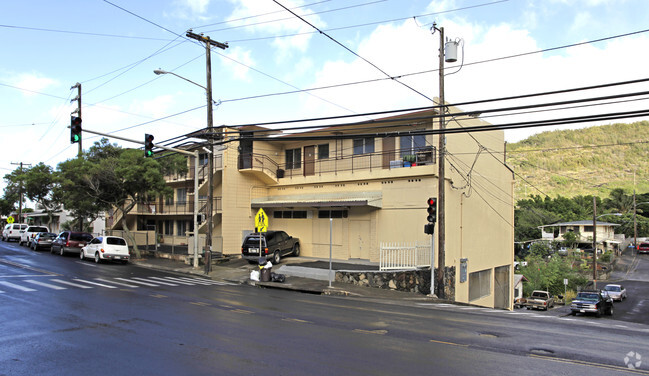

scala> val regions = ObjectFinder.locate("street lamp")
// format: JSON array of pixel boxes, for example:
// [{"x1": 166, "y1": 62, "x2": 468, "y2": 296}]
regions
[{"x1": 154, "y1": 68, "x2": 217, "y2": 267}]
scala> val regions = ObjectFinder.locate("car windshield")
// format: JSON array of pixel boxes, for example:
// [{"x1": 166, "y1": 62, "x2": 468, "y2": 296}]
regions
[
  {"x1": 577, "y1": 293, "x2": 598, "y2": 301},
  {"x1": 70, "y1": 233, "x2": 93, "y2": 241},
  {"x1": 244, "y1": 236, "x2": 264, "y2": 247},
  {"x1": 39, "y1": 233, "x2": 57, "y2": 239},
  {"x1": 605, "y1": 286, "x2": 620, "y2": 292},
  {"x1": 106, "y1": 237, "x2": 127, "y2": 246}
]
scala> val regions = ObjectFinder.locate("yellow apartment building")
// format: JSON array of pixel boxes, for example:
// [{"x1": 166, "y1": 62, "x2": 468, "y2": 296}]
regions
[{"x1": 110, "y1": 107, "x2": 515, "y2": 308}]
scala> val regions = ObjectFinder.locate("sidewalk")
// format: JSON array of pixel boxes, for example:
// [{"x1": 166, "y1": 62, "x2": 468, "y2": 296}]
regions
[{"x1": 131, "y1": 254, "x2": 437, "y2": 302}]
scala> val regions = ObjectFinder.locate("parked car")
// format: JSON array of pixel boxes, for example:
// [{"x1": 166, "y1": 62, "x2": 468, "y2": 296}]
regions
[
  {"x1": 51, "y1": 231, "x2": 93, "y2": 256},
  {"x1": 80, "y1": 236, "x2": 130, "y2": 264},
  {"x1": 603, "y1": 284, "x2": 627, "y2": 302},
  {"x1": 2, "y1": 223, "x2": 28, "y2": 242},
  {"x1": 526, "y1": 290, "x2": 555, "y2": 311},
  {"x1": 19, "y1": 225, "x2": 50, "y2": 247},
  {"x1": 31, "y1": 232, "x2": 57, "y2": 251},
  {"x1": 241, "y1": 231, "x2": 300, "y2": 264},
  {"x1": 570, "y1": 290, "x2": 614, "y2": 317},
  {"x1": 637, "y1": 242, "x2": 649, "y2": 254}
]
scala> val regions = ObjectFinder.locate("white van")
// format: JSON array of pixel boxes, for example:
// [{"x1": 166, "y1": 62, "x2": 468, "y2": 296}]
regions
[
  {"x1": 19, "y1": 225, "x2": 50, "y2": 247},
  {"x1": 2, "y1": 223, "x2": 29, "y2": 242}
]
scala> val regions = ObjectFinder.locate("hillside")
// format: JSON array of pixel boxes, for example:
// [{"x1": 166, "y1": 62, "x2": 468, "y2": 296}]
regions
[{"x1": 506, "y1": 121, "x2": 649, "y2": 201}]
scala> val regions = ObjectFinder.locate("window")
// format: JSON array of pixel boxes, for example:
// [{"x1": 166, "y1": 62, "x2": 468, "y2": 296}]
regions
[
  {"x1": 285, "y1": 148, "x2": 301, "y2": 169},
  {"x1": 165, "y1": 195, "x2": 173, "y2": 206},
  {"x1": 318, "y1": 144, "x2": 329, "y2": 159},
  {"x1": 469, "y1": 269, "x2": 492, "y2": 301},
  {"x1": 584, "y1": 226, "x2": 594, "y2": 232},
  {"x1": 177, "y1": 188, "x2": 187, "y2": 205},
  {"x1": 273, "y1": 210, "x2": 308, "y2": 219},
  {"x1": 353, "y1": 137, "x2": 374, "y2": 155},
  {"x1": 176, "y1": 220, "x2": 187, "y2": 236},
  {"x1": 400, "y1": 134, "x2": 426, "y2": 157},
  {"x1": 164, "y1": 220, "x2": 173, "y2": 235},
  {"x1": 198, "y1": 152, "x2": 209, "y2": 166},
  {"x1": 318, "y1": 210, "x2": 348, "y2": 218}
]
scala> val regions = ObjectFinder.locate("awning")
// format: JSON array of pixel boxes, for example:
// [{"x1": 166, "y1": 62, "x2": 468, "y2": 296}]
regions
[{"x1": 251, "y1": 192, "x2": 382, "y2": 209}]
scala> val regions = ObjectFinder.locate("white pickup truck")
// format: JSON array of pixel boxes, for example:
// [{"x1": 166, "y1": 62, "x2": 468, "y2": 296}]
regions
[{"x1": 526, "y1": 290, "x2": 555, "y2": 311}]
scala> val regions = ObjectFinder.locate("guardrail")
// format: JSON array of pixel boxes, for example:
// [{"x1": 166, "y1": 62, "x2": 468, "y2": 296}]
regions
[{"x1": 379, "y1": 241, "x2": 431, "y2": 271}]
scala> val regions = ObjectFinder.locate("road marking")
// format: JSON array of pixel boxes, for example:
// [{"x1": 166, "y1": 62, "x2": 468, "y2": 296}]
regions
[
  {"x1": 150, "y1": 276, "x2": 194, "y2": 285},
  {"x1": 190, "y1": 301, "x2": 211, "y2": 306},
  {"x1": 176, "y1": 277, "x2": 215, "y2": 285},
  {"x1": 429, "y1": 339, "x2": 469, "y2": 347},
  {"x1": 25, "y1": 279, "x2": 66, "y2": 290},
  {"x1": 75, "y1": 261, "x2": 98, "y2": 268},
  {"x1": 115, "y1": 277, "x2": 158, "y2": 287},
  {"x1": 95, "y1": 278, "x2": 139, "y2": 288},
  {"x1": 231, "y1": 309, "x2": 254, "y2": 314},
  {"x1": 282, "y1": 318, "x2": 312, "y2": 324},
  {"x1": 51, "y1": 279, "x2": 93, "y2": 289},
  {"x1": 150, "y1": 294, "x2": 167, "y2": 298},
  {"x1": 132, "y1": 277, "x2": 177, "y2": 286},
  {"x1": 353, "y1": 329, "x2": 387, "y2": 335},
  {"x1": 0, "y1": 280, "x2": 36, "y2": 292},
  {"x1": 73, "y1": 279, "x2": 118, "y2": 288}
]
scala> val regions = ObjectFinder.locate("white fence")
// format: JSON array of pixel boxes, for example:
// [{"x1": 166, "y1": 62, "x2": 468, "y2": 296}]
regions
[{"x1": 379, "y1": 241, "x2": 431, "y2": 271}]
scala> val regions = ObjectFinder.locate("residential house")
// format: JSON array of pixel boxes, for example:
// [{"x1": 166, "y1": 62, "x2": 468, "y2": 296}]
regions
[
  {"x1": 113, "y1": 107, "x2": 515, "y2": 308},
  {"x1": 538, "y1": 220, "x2": 622, "y2": 252}
]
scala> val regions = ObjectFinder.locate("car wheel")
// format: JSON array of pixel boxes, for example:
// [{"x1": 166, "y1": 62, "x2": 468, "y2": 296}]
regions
[
  {"x1": 80, "y1": 250, "x2": 85, "y2": 260},
  {"x1": 571, "y1": 311, "x2": 577, "y2": 316},
  {"x1": 60, "y1": 247, "x2": 65, "y2": 256},
  {"x1": 292, "y1": 243, "x2": 300, "y2": 257},
  {"x1": 607, "y1": 306, "x2": 614, "y2": 316},
  {"x1": 94, "y1": 252, "x2": 101, "y2": 263},
  {"x1": 272, "y1": 251, "x2": 280, "y2": 264}
]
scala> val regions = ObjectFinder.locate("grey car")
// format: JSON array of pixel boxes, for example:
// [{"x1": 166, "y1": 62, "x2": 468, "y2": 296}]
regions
[{"x1": 603, "y1": 284, "x2": 627, "y2": 302}]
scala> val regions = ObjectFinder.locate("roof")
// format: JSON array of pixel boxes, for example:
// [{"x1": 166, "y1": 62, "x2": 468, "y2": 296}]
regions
[
  {"x1": 538, "y1": 220, "x2": 620, "y2": 229},
  {"x1": 251, "y1": 191, "x2": 382, "y2": 209},
  {"x1": 514, "y1": 274, "x2": 528, "y2": 287}
]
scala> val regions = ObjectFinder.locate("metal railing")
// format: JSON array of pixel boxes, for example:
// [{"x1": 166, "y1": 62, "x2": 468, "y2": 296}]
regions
[
  {"x1": 238, "y1": 153, "x2": 280, "y2": 179},
  {"x1": 379, "y1": 241, "x2": 431, "y2": 271}
]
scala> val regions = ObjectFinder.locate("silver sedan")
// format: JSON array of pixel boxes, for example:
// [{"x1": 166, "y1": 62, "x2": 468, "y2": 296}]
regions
[{"x1": 603, "y1": 284, "x2": 627, "y2": 302}]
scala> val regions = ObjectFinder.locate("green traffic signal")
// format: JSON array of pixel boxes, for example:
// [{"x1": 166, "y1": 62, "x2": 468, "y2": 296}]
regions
[
  {"x1": 70, "y1": 116, "x2": 82, "y2": 144},
  {"x1": 144, "y1": 133, "x2": 154, "y2": 157}
]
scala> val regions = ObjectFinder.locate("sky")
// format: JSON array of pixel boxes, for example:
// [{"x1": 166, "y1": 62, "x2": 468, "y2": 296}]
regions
[{"x1": 2, "y1": 0, "x2": 649, "y2": 193}]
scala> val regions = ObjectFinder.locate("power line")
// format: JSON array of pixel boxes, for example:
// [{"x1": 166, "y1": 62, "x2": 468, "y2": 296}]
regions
[{"x1": 271, "y1": 0, "x2": 434, "y2": 103}]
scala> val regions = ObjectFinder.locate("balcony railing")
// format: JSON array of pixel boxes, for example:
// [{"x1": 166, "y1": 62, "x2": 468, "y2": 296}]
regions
[
  {"x1": 131, "y1": 198, "x2": 222, "y2": 216},
  {"x1": 277, "y1": 146, "x2": 436, "y2": 179}
]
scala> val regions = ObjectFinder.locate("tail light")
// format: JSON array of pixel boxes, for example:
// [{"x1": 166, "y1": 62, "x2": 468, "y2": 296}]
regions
[
  {"x1": 66, "y1": 238, "x2": 70, "y2": 247},
  {"x1": 264, "y1": 247, "x2": 269, "y2": 255},
  {"x1": 100, "y1": 248, "x2": 105, "y2": 253}
]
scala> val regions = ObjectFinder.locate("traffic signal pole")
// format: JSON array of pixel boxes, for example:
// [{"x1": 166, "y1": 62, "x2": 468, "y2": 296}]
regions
[
  {"x1": 81, "y1": 128, "x2": 201, "y2": 268},
  {"x1": 70, "y1": 83, "x2": 82, "y2": 157}
]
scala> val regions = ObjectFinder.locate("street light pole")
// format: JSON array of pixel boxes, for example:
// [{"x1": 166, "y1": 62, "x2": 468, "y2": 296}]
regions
[{"x1": 592, "y1": 197, "x2": 598, "y2": 290}]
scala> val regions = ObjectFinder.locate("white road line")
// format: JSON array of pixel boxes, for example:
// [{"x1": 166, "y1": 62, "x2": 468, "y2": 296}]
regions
[
  {"x1": 25, "y1": 279, "x2": 67, "y2": 290},
  {"x1": 0, "y1": 280, "x2": 37, "y2": 292},
  {"x1": 75, "y1": 261, "x2": 98, "y2": 268},
  {"x1": 51, "y1": 279, "x2": 93, "y2": 289},
  {"x1": 95, "y1": 278, "x2": 139, "y2": 288},
  {"x1": 116, "y1": 277, "x2": 158, "y2": 287},
  {"x1": 132, "y1": 277, "x2": 177, "y2": 286},
  {"x1": 150, "y1": 277, "x2": 195, "y2": 285},
  {"x1": 178, "y1": 277, "x2": 222, "y2": 285},
  {"x1": 73, "y1": 279, "x2": 118, "y2": 289}
]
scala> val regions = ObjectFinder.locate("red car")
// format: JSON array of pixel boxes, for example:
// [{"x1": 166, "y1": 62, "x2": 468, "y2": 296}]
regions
[{"x1": 638, "y1": 242, "x2": 649, "y2": 254}]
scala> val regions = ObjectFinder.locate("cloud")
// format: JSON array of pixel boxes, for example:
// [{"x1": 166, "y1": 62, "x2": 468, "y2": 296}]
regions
[
  {"x1": 12, "y1": 74, "x2": 58, "y2": 97},
  {"x1": 222, "y1": 46, "x2": 256, "y2": 81}
]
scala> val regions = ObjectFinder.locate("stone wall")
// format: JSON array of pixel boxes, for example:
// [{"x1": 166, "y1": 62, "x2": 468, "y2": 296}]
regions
[{"x1": 335, "y1": 268, "x2": 433, "y2": 295}]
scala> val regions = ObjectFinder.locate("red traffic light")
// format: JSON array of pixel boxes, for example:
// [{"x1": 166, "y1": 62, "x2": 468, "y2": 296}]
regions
[{"x1": 426, "y1": 197, "x2": 437, "y2": 224}]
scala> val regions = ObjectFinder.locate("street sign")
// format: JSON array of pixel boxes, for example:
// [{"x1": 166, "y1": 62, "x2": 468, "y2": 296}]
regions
[
  {"x1": 255, "y1": 208, "x2": 268, "y2": 232},
  {"x1": 7, "y1": 216, "x2": 14, "y2": 224}
]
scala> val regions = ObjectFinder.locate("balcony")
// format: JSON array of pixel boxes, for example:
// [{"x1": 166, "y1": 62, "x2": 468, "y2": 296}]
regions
[{"x1": 132, "y1": 198, "x2": 222, "y2": 216}]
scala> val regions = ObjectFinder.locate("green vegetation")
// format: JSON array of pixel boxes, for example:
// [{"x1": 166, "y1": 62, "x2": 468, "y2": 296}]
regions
[{"x1": 508, "y1": 121, "x2": 649, "y2": 200}]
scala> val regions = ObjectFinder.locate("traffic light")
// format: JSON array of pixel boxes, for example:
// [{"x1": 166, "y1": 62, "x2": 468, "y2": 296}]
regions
[
  {"x1": 144, "y1": 134, "x2": 154, "y2": 157},
  {"x1": 70, "y1": 116, "x2": 82, "y2": 144},
  {"x1": 424, "y1": 197, "x2": 437, "y2": 235}
]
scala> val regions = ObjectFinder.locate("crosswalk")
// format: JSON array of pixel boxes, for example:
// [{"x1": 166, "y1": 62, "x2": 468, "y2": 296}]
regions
[{"x1": 0, "y1": 275, "x2": 234, "y2": 294}]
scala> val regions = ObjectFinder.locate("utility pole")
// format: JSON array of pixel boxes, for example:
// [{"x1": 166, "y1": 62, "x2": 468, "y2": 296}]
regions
[
  {"x1": 70, "y1": 83, "x2": 82, "y2": 157},
  {"x1": 433, "y1": 23, "x2": 447, "y2": 299},
  {"x1": 10, "y1": 162, "x2": 31, "y2": 224},
  {"x1": 592, "y1": 196, "x2": 598, "y2": 290},
  {"x1": 633, "y1": 171, "x2": 638, "y2": 254},
  {"x1": 186, "y1": 30, "x2": 228, "y2": 258}
]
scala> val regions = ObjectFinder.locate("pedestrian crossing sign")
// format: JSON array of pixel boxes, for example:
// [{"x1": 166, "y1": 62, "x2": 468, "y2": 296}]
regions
[{"x1": 255, "y1": 208, "x2": 268, "y2": 232}]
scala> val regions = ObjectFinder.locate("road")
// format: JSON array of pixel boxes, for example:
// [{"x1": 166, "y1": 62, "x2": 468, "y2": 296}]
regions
[
  {"x1": 1, "y1": 240, "x2": 649, "y2": 375},
  {"x1": 601, "y1": 248, "x2": 649, "y2": 325}
]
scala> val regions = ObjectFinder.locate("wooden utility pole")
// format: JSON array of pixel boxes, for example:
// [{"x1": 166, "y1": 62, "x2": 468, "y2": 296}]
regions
[
  {"x1": 433, "y1": 23, "x2": 447, "y2": 299},
  {"x1": 10, "y1": 162, "x2": 32, "y2": 224},
  {"x1": 185, "y1": 30, "x2": 228, "y2": 258},
  {"x1": 592, "y1": 196, "x2": 598, "y2": 290}
]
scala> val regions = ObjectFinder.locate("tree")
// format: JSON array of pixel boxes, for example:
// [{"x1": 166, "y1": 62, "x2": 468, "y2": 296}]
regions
[
  {"x1": 19, "y1": 163, "x2": 62, "y2": 226},
  {"x1": 59, "y1": 139, "x2": 172, "y2": 258}
]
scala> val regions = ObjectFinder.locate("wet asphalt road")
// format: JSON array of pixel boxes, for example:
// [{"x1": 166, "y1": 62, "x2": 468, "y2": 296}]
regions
[{"x1": 2, "y1": 240, "x2": 649, "y2": 375}]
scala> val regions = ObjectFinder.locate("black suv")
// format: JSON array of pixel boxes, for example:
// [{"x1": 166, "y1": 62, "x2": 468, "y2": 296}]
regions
[
  {"x1": 570, "y1": 290, "x2": 614, "y2": 317},
  {"x1": 241, "y1": 231, "x2": 300, "y2": 264}
]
